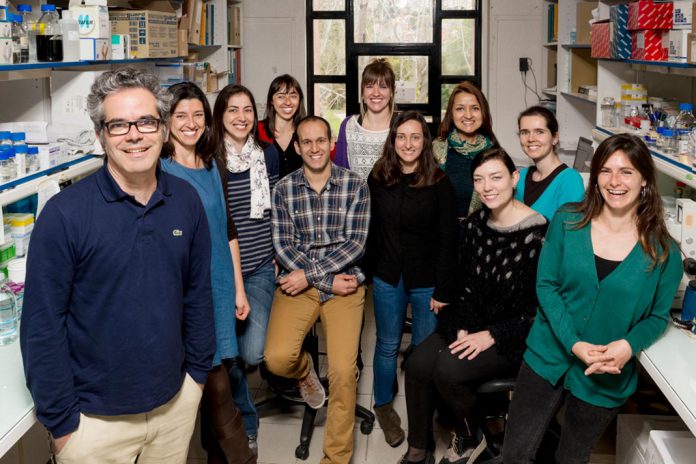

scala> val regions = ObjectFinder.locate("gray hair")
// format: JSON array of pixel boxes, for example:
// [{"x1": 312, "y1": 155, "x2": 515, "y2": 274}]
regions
[{"x1": 87, "y1": 67, "x2": 172, "y2": 133}]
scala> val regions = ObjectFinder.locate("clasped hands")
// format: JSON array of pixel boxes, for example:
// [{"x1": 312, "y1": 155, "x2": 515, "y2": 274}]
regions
[
  {"x1": 279, "y1": 269, "x2": 358, "y2": 296},
  {"x1": 571, "y1": 340, "x2": 633, "y2": 376}
]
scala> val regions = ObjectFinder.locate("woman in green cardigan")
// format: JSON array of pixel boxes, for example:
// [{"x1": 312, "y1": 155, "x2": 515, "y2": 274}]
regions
[{"x1": 502, "y1": 134, "x2": 683, "y2": 463}]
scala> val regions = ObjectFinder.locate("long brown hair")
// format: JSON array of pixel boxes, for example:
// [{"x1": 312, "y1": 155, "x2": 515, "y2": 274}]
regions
[
  {"x1": 161, "y1": 82, "x2": 214, "y2": 168},
  {"x1": 371, "y1": 110, "x2": 443, "y2": 189},
  {"x1": 262, "y1": 74, "x2": 307, "y2": 137},
  {"x1": 438, "y1": 80, "x2": 498, "y2": 146},
  {"x1": 211, "y1": 84, "x2": 267, "y2": 162},
  {"x1": 570, "y1": 133, "x2": 670, "y2": 266}
]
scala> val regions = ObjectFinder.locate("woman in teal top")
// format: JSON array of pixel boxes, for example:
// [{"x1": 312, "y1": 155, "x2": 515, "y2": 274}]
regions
[
  {"x1": 515, "y1": 106, "x2": 584, "y2": 220},
  {"x1": 433, "y1": 81, "x2": 498, "y2": 217},
  {"x1": 161, "y1": 82, "x2": 255, "y2": 463},
  {"x1": 503, "y1": 134, "x2": 682, "y2": 464}
]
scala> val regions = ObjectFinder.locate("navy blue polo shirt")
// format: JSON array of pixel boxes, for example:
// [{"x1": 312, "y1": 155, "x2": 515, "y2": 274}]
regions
[{"x1": 20, "y1": 163, "x2": 215, "y2": 438}]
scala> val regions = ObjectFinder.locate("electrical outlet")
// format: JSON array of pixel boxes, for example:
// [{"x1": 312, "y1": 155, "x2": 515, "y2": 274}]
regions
[{"x1": 519, "y1": 57, "x2": 529, "y2": 72}]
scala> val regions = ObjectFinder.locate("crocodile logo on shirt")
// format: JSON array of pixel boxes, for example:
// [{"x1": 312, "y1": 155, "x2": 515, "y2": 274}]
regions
[{"x1": 172, "y1": 229, "x2": 183, "y2": 237}]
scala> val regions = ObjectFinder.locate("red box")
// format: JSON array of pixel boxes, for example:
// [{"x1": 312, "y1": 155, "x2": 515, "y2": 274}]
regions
[
  {"x1": 591, "y1": 21, "x2": 611, "y2": 58},
  {"x1": 631, "y1": 30, "x2": 669, "y2": 61},
  {"x1": 628, "y1": 0, "x2": 673, "y2": 31}
]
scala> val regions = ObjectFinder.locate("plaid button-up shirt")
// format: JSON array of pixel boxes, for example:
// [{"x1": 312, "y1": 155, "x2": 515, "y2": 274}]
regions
[{"x1": 272, "y1": 163, "x2": 371, "y2": 302}]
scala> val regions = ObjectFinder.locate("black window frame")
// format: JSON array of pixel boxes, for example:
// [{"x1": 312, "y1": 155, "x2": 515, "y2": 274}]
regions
[{"x1": 306, "y1": 0, "x2": 483, "y2": 130}]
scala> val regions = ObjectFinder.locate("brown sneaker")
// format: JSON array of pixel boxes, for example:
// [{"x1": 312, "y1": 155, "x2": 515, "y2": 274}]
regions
[
  {"x1": 374, "y1": 402, "x2": 405, "y2": 447},
  {"x1": 297, "y1": 356, "x2": 326, "y2": 409}
]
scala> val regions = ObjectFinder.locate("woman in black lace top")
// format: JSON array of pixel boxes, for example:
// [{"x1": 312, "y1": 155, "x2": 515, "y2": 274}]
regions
[{"x1": 398, "y1": 148, "x2": 548, "y2": 464}]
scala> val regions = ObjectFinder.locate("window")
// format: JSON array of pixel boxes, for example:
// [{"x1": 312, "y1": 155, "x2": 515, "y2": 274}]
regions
[{"x1": 307, "y1": 0, "x2": 482, "y2": 134}]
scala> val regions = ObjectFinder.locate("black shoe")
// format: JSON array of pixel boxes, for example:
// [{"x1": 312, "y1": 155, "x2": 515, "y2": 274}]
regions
[
  {"x1": 438, "y1": 431, "x2": 487, "y2": 464},
  {"x1": 398, "y1": 451, "x2": 435, "y2": 464}
]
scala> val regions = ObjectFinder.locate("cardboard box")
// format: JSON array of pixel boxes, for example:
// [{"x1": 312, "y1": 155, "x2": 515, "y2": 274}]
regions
[
  {"x1": 110, "y1": 1, "x2": 178, "y2": 58},
  {"x1": 111, "y1": 34, "x2": 130, "y2": 60},
  {"x1": 177, "y1": 28, "x2": 188, "y2": 57},
  {"x1": 632, "y1": 30, "x2": 669, "y2": 61},
  {"x1": 576, "y1": 2, "x2": 597, "y2": 45},
  {"x1": 669, "y1": 29, "x2": 690, "y2": 62},
  {"x1": 628, "y1": 0, "x2": 673, "y2": 31},
  {"x1": 80, "y1": 38, "x2": 111, "y2": 60},
  {"x1": 591, "y1": 21, "x2": 611, "y2": 58},
  {"x1": 228, "y1": 5, "x2": 241, "y2": 46},
  {"x1": 69, "y1": 1, "x2": 110, "y2": 39},
  {"x1": 686, "y1": 32, "x2": 696, "y2": 63},
  {"x1": 610, "y1": 4, "x2": 632, "y2": 59},
  {"x1": 672, "y1": 1, "x2": 696, "y2": 30}
]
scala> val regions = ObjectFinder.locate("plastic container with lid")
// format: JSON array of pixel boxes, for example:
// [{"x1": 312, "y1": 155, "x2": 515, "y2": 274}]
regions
[{"x1": 0, "y1": 131, "x2": 11, "y2": 146}]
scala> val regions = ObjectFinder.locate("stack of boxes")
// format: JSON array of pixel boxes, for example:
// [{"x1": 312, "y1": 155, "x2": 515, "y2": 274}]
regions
[
  {"x1": 610, "y1": 4, "x2": 632, "y2": 60},
  {"x1": 629, "y1": 0, "x2": 673, "y2": 61}
]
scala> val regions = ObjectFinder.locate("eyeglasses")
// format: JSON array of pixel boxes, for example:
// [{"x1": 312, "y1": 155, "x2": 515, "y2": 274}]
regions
[{"x1": 102, "y1": 118, "x2": 161, "y2": 136}]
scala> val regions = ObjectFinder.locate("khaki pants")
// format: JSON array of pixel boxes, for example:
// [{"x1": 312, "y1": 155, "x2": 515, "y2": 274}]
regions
[
  {"x1": 55, "y1": 373, "x2": 203, "y2": 464},
  {"x1": 264, "y1": 286, "x2": 365, "y2": 464}
]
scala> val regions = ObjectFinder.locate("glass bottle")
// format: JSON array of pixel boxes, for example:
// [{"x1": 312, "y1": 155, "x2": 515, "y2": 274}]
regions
[
  {"x1": 26, "y1": 146, "x2": 39, "y2": 173},
  {"x1": 36, "y1": 4, "x2": 62, "y2": 62},
  {"x1": 17, "y1": 4, "x2": 37, "y2": 62},
  {"x1": 0, "y1": 283, "x2": 18, "y2": 346}
]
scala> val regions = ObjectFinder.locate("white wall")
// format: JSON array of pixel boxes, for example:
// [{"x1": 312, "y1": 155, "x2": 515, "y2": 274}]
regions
[
  {"x1": 486, "y1": 0, "x2": 545, "y2": 165},
  {"x1": 241, "y1": 0, "x2": 306, "y2": 116}
]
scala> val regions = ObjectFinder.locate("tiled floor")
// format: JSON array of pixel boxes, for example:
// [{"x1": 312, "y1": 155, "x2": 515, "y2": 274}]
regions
[
  {"x1": 187, "y1": 290, "x2": 616, "y2": 464},
  {"x1": 187, "y1": 290, "x2": 455, "y2": 464}
]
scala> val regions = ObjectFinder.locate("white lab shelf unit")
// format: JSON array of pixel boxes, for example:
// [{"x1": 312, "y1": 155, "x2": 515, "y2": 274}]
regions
[{"x1": 547, "y1": 1, "x2": 598, "y2": 154}]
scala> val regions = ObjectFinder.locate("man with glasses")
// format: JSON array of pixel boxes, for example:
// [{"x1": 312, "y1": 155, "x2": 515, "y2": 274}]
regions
[
  {"x1": 20, "y1": 67, "x2": 215, "y2": 463},
  {"x1": 264, "y1": 116, "x2": 370, "y2": 464}
]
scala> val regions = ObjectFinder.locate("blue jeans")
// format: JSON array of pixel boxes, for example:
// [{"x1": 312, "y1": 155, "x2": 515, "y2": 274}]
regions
[
  {"x1": 372, "y1": 276, "x2": 437, "y2": 406},
  {"x1": 237, "y1": 260, "x2": 276, "y2": 366},
  {"x1": 229, "y1": 260, "x2": 277, "y2": 437}
]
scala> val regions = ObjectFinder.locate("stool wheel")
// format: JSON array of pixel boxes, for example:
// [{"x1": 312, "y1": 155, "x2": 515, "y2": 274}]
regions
[
  {"x1": 295, "y1": 444, "x2": 309, "y2": 460},
  {"x1": 360, "y1": 418, "x2": 374, "y2": 434}
]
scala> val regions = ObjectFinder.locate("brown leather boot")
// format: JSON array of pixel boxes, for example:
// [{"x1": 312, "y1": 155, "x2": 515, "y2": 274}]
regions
[
  {"x1": 374, "y1": 402, "x2": 405, "y2": 447},
  {"x1": 202, "y1": 365, "x2": 257, "y2": 464}
]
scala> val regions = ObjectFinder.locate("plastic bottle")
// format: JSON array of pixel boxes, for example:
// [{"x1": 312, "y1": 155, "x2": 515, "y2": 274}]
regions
[
  {"x1": 675, "y1": 103, "x2": 696, "y2": 164},
  {"x1": 0, "y1": 284, "x2": 18, "y2": 346},
  {"x1": 36, "y1": 4, "x2": 62, "y2": 62},
  {"x1": 13, "y1": 145, "x2": 27, "y2": 178},
  {"x1": 17, "y1": 4, "x2": 38, "y2": 62},
  {"x1": 26, "y1": 146, "x2": 39, "y2": 173},
  {"x1": 60, "y1": 11, "x2": 79, "y2": 62}
]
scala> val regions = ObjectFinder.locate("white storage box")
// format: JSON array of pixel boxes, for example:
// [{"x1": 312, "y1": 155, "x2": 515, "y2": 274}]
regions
[
  {"x1": 79, "y1": 38, "x2": 111, "y2": 61},
  {"x1": 646, "y1": 430, "x2": 696, "y2": 464},
  {"x1": 616, "y1": 414, "x2": 687, "y2": 464}
]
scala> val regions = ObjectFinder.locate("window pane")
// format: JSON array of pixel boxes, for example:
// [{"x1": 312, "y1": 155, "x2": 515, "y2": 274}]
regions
[
  {"x1": 442, "y1": 0, "x2": 476, "y2": 10},
  {"x1": 313, "y1": 0, "x2": 345, "y2": 10},
  {"x1": 442, "y1": 19, "x2": 476, "y2": 76},
  {"x1": 358, "y1": 56, "x2": 428, "y2": 104},
  {"x1": 314, "y1": 83, "x2": 346, "y2": 137},
  {"x1": 354, "y1": 0, "x2": 432, "y2": 43},
  {"x1": 313, "y1": 20, "x2": 346, "y2": 75},
  {"x1": 441, "y1": 84, "x2": 456, "y2": 119}
]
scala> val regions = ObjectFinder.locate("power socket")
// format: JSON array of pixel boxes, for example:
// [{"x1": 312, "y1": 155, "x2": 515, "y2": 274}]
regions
[{"x1": 519, "y1": 57, "x2": 530, "y2": 72}]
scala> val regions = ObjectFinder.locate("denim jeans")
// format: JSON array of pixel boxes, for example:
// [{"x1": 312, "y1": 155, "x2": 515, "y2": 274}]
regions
[
  {"x1": 502, "y1": 362, "x2": 619, "y2": 464},
  {"x1": 228, "y1": 260, "x2": 277, "y2": 437},
  {"x1": 372, "y1": 276, "x2": 437, "y2": 407},
  {"x1": 237, "y1": 260, "x2": 276, "y2": 366}
]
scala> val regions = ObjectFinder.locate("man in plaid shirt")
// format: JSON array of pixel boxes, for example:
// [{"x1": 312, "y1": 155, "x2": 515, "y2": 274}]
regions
[{"x1": 264, "y1": 115, "x2": 370, "y2": 464}]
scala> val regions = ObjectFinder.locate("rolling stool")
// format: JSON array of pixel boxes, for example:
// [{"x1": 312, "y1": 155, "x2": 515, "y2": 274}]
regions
[
  {"x1": 475, "y1": 378, "x2": 516, "y2": 463},
  {"x1": 256, "y1": 323, "x2": 375, "y2": 461}
]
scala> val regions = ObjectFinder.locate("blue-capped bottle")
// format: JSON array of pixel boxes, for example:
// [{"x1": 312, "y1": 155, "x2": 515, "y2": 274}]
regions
[
  {"x1": 36, "y1": 4, "x2": 62, "y2": 62},
  {"x1": 26, "y1": 146, "x2": 39, "y2": 173}
]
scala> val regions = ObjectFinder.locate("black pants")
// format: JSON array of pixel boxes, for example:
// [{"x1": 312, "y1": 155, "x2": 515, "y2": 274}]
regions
[
  {"x1": 404, "y1": 332, "x2": 515, "y2": 449},
  {"x1": 502, "y1": 362, "x2": 619, "y2": 464}
]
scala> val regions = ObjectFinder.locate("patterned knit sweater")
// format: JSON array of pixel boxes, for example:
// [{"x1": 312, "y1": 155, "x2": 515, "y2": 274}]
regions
[{"x1": 436, "y1": 209, "x2": 548, "y2": 363}]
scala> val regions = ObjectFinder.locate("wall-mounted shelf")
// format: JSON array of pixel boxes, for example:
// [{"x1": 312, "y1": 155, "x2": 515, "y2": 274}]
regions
[
  {"x1": 561, "y1": 91, "x2": 597, "y2": 104},
  {"x1": 0, "y1": 58, "x2": 182, "y2": 82},
  {"x1": 544, "y1": 42, "x2": 558, "y2": 47},
  {"x1": 593, "y1": 126, "x2": 696, "y2": 189},
  {"x1": 0, "y1": 155, "x2": 103, "y2": 207},
  {"x1": 561, "y1": 43, "x2": 591, "y2": 49}
]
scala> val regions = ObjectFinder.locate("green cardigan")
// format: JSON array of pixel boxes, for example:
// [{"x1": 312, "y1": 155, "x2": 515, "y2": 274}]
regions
[{"x1": 524, "y1": 210, "x2": 682, "y2": 408}]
